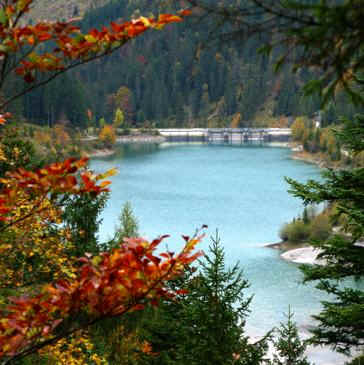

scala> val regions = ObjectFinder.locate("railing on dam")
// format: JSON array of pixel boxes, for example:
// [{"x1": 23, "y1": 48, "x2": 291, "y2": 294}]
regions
[{"x1": 157, "y1": 128, "x2": 291, "y2": 142}]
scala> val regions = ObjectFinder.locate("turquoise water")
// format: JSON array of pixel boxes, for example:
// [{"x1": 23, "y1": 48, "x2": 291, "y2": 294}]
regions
[{"x1": 91, "y1": 142, "x2": 324, "y2": 334}]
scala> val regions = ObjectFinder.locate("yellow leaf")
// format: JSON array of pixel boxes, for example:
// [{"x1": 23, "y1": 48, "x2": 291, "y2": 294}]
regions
[
  {"x1": 139, "y1": 16, "x2": 151, "y2": 27},
  {"x1": 96, "y1": 167, "x2": 118, "y2": 180},
  {"x1": 84, "y1": 35, "x2": 97, "y2": 43}
]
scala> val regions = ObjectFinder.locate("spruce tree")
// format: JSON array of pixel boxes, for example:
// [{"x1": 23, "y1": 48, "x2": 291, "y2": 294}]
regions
[
  {"x1": 62, "y1": 192, "x2": 108, "y2": 256},
  {"x1": 140, "y1": 232, "x2": 271, "y2": 365},
  {"x1": 286, "y1": 114, "x2": 364, "y2": 355},
  {"x1": 302, "y1": 207, "x2": 309, "y2": 225},
  {"x1": 113, "y1": 201, "x2": 139, "y2": 244},
  {"x1": 271, "y1": 308, "x2": 311, "y2": 365}
]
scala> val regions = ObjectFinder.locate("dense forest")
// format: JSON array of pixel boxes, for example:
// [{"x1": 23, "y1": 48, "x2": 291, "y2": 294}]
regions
[{"x1": 19, "y1": 0, "x2": 360, "y2": 129}]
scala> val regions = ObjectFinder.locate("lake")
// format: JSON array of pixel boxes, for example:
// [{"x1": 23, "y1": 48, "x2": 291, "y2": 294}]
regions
[{"x1": 91, "y1": 142, "x2": 347, "y2": 363}]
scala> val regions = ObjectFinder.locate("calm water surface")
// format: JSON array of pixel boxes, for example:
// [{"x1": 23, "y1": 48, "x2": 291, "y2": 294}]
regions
[{"x1": 91, "y1": 142, "x2": 325, "y2": 335}]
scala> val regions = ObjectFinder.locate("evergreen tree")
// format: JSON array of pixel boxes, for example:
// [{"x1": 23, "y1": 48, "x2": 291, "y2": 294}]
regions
[
  {"x1": 286, "y1": 114, "x2": 364, "y2": 355},
  {"x1": 175, "y1": 96, "x2": 186, "y2": 127},
  {"x1": 62, "y1": 192, "x2": 108, "y2": 257},
  {"x1": 197, "y1": 0, "x2": 364, "y2": 359},
  {"x1": 271, "y1": 308, "x2": 311, "y2": 365},
  {"x1": 0, "y1": 128, "x2": 40, "y2": 177},
  {"x1": 141, "y1": 232, "x2": 271, "y2": 365},
  {"x1": 302, "y1": 207, "x2": 310, "y2": 225},
  {"x1": 113, "y1": 201, "x2": 139, "y2": 246}
]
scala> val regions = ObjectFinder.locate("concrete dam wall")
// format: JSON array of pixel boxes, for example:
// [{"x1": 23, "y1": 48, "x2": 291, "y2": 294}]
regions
[{"x1": 157, "y1": 128, "x2": 292, "y2": 143}]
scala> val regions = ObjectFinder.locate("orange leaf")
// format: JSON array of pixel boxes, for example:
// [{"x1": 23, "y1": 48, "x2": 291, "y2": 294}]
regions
[{"x1": 180, "y1": 9, "x2": 193, "y2": 16}]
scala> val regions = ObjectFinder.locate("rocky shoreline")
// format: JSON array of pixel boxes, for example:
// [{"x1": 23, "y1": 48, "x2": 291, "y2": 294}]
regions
[
  {"x1": 289, "y1": 143, "x2": 348, "y2": 170},
  {"x1": 266, "y1": 241, "x2": 324, "y2": 265},
  {"x1": 291, "y1": 152, "x2": 328, "y2": 168},
  {"x1": 291, "y1": 150, "x2": 339, "y2": 169}
]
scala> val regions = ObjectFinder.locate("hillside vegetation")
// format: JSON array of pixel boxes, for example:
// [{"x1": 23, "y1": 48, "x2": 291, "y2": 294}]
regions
[
  {"x1": 27, "y1": 0, "x2": 107, "y2": 21},
  {"x1": 21, "y1": 0, "x2": 362, "y2": 130}
]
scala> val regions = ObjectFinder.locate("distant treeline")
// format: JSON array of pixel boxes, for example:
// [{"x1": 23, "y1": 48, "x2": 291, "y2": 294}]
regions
[{"x1": 18, "y1": 0, "x2": 362, "y2": 128}]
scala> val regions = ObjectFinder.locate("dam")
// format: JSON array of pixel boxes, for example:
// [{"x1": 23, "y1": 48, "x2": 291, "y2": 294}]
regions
[{"x1": 157, "y1": 128, "x2": 291, "y2": 143}]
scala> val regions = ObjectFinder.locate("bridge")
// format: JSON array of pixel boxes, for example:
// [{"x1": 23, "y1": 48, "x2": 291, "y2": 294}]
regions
[{"x1": 157, "y1": 128, "x2": 291, "y2": 143}]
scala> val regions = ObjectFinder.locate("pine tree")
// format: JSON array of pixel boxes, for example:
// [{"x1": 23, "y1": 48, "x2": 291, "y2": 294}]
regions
[
  {"x1": 62, "y1": 193, "x2": 108, "y2": 257},
  {"x1": 302, "y1": 207, "x2": 310, "y2": 225},
  {"x1": 140, "y1": 232, "x2": 271, "y2": 365},
  {"x1": 271, "y1": 308, "x2": 311, "y2": 365},
  {"x1": 286, "y1": 114, "x2": 364, "y2": 355},
  {"x1": 113, "y1": 201, "x2": 139, "y2": 245}
]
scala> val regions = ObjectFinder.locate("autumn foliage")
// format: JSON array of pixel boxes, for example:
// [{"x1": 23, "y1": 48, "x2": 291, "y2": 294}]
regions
[
  {"x1": 0, "y1": 1, "x2": 197, "y2": 362},
  {"x1": 98, "y1": 124, "x2": 116, "y2": 147},
  {"x1": 0, "y1": 233, "x2": 203, "y2": 359},
  {"x1": 0, "y1": 0, "x2": 191, "y2": 109},
  {"x1": 0, "y1": 155, "x2": 203, "y2": 361},
  {"x1": 0, "y1": 157, "x2": 114, "y2": 289}
]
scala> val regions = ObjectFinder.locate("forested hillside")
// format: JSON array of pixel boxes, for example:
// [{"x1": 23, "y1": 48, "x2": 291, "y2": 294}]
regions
[
  {"x1": 22, "y1": 0, "x2": 360, "y2": 128},
  {"x1": 27, "y1": 0, "x2": 107, "y2": 21}
]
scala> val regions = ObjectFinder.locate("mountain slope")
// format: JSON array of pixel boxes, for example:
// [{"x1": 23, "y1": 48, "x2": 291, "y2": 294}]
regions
[
  {"x1": 28, "y1": 0, "x2": 107, "y2": 21},
  {"x1": 22, "y1": 0, "x2": 360, "y2": 128}
]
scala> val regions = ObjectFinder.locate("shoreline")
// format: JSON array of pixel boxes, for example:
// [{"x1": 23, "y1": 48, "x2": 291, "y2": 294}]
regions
[
  {"x1": 289, "y1": 143, "x2": 349, "y2": 170},
  {"x1": 86, "y1": 134, "x2": 166, "y2": 157},
  {"x1": 291, "y1": 151, "x2": 330, "y2": 169},
  {"x1": 87, "y1": 148, "x2": 115, "y2": 158},
  {"x1": 288, "y1": 141, "x2": 328, "y2": 168},
  {"x1": 85, "y1": 133, "x2": 346, "y2": 171},
  {"x1": 116, "y1": 135, "x2": 166, "y2": 143},
  {"x1": 266, "y1": 241, "x2": 324, "y2": 265}
]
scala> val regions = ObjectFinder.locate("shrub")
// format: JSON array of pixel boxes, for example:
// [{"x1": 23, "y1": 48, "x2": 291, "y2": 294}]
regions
[
  {"x1": 98, "y1": 125, "x2": 116, "y2": 147},
  {"x1": 279, "y1": 223, "x2": 291, "y2": 241},
  {"x1": 279, "y1": 220, "x2": 310, "y2": 243},
  {"x1": 309, "y1": 214, "x2": 331, "y2": 241},
  {"x1": 291, "y1": 117, "x2": 306, "y2": 141}
]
